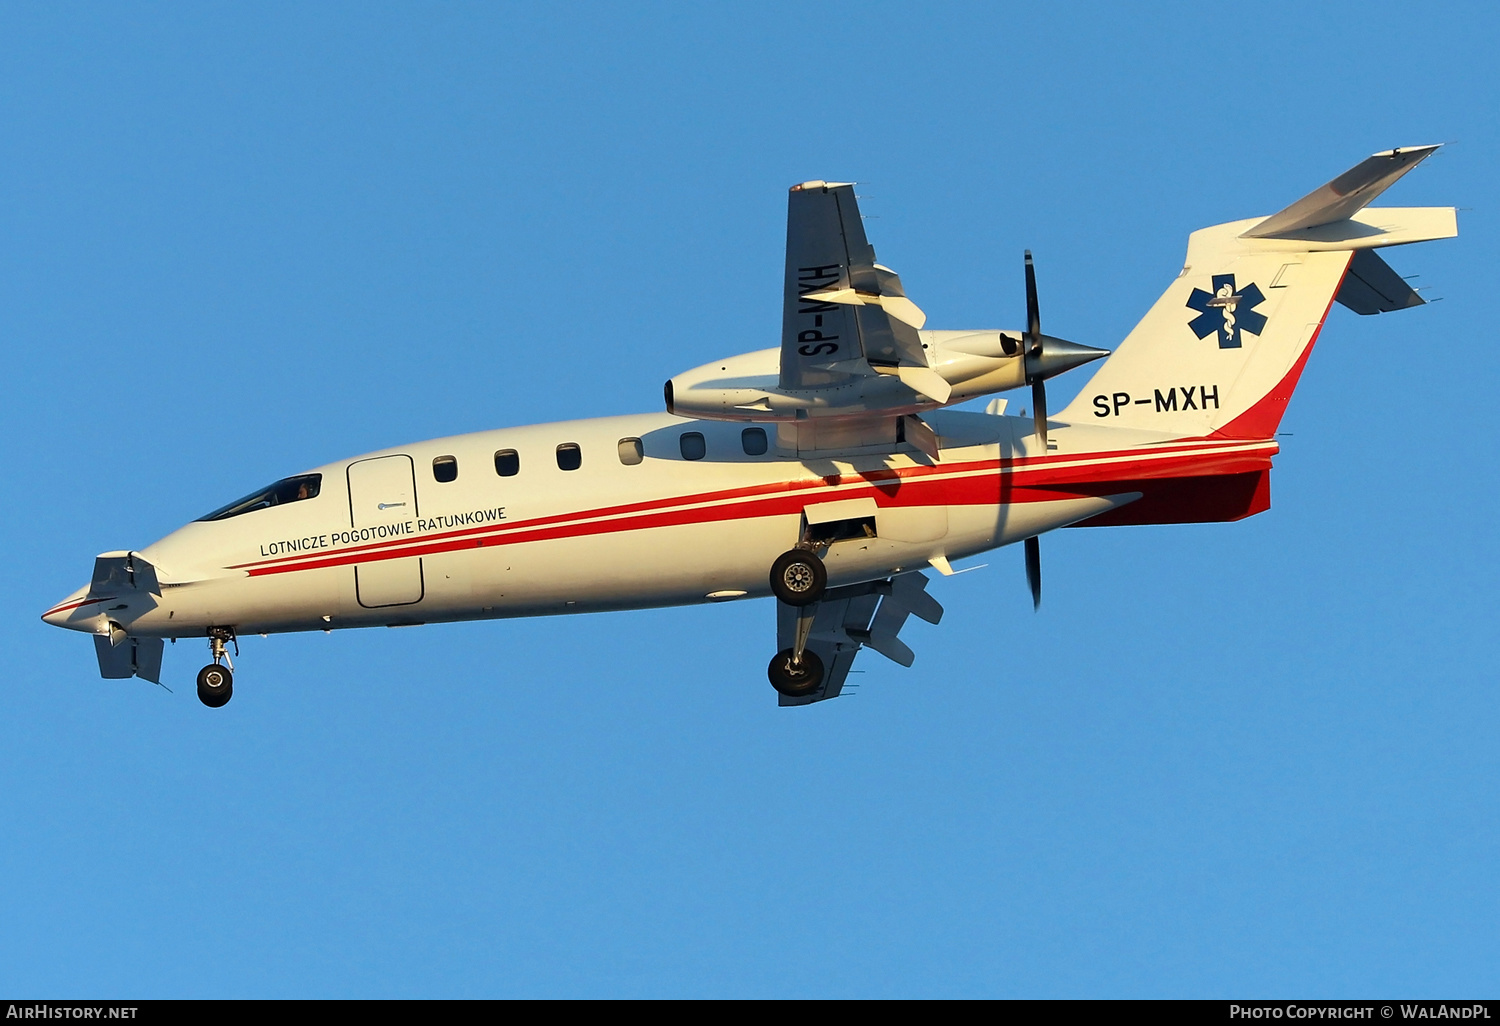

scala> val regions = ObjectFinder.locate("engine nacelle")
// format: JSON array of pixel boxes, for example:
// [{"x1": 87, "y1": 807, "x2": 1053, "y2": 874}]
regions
[
  {"x1": 664, "y1": 347, "x2": 933, "y2": 423},
  {"x1": 663, "y1": 331, "x2": 1089, "y2": 423}
]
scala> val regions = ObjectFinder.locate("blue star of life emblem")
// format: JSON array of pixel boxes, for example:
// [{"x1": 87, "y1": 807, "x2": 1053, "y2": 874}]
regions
[{"x1": 1186, "y1": 274, "x2": 1267, "y2": 349}]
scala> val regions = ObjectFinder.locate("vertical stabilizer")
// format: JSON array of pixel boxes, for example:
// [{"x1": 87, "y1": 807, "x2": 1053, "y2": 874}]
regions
[{"x1": 1058, "y1": 147, "x2": 1454, "y2": 440}]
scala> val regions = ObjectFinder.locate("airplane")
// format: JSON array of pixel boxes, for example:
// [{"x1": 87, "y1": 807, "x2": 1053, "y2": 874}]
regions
[{"x1": 42, "y1": 146, "x2": 1457, "y2": 708}]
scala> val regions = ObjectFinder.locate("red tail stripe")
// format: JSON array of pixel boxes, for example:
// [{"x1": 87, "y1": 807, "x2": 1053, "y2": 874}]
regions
[{"x1": 1212, "y1": 253, "x2": 1353, "y2": 440}]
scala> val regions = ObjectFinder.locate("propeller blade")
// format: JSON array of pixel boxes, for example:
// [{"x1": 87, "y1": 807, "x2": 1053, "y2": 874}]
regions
[
  {"x1": 1024, "y1": 536, "x2": 1041, "y2": 610},
  {"x1": 1024, "y1": 250, "x2": 1041, "y2": 350},
  {"x1": 1024, "y1": 250, "x2": 1048, "y2": 448},
  {"x1": 1032, "y1": 377, "x2": 1048, "y2": 449}
]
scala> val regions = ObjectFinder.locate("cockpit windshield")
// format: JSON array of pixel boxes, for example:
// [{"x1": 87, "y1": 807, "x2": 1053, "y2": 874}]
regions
[{"x1": 197, "y1": 474, "x2": 323, "y2": 522}]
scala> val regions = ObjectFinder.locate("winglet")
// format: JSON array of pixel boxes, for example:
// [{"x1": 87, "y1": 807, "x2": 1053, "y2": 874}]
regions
[{"x1": 1241, "y1": 144, "x2": 1441, "y2": 238}]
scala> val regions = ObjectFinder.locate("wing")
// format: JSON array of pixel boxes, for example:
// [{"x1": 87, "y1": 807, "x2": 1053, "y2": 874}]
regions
[
  {"x1": 781, "y1": 182, "x2": 944, "y2": 399},
  {"x1": 774, "y1": 571, "x2": 944, "y2": 706}
]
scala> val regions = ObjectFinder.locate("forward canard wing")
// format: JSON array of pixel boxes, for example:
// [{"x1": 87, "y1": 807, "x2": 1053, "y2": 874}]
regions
[{"x1": 88, "y1": 551, "x2": 164, "y2": 684}]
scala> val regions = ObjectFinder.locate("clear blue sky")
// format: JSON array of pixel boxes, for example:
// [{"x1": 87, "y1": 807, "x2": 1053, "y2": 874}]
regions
[{"x1": 4, "y1": 1, "x2": 1497, "y2": 997}]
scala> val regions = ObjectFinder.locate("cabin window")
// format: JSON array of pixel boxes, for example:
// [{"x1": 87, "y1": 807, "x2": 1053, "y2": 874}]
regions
[
  {"x1": 197, "y1": 474, "x2": 323, "y2": 521},
  {"x1": 494, "y1": 449, "x2": 520, "y2": 477},
  {"x1": 556, "y1": 443, "x2": 582, "y2": 471},
  {"x1": 680, "y1": 431, "x2": 706, "y2": 461},
  {"x1": 618, "y1": 437, "x2": 644, "y2": 466},
  {"x1": 433, "y1": 456, "x2": 458, "y2": 483},
  {"x1": 741, "y1": 427, "x2": 768, "y2": 456}
]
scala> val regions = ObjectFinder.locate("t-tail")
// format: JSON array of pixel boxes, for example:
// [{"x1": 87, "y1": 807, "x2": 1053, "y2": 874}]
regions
[{"x1": 1059, "y1": 145, "x2": 1456, "y2": 440}]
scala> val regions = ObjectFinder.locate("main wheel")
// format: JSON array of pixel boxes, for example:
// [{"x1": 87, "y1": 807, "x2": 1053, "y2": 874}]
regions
[
  {"x1": 770, "y1": 549, "x2": 826, "y2": 606},
  {"x1": 767, "y1": 647, "x2": 825, "y2": 697},
  {"x1": 197, "y1": 664, "x2": 233, "y2": 708}
]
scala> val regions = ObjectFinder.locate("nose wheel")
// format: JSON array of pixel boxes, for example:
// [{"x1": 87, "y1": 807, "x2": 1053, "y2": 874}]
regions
[
  {"x1": 197, "y1": 627, "x2": 237, "y2": 708},
  {"x1": 197, "y1": 664, "x2": 233, "y2": 707}
]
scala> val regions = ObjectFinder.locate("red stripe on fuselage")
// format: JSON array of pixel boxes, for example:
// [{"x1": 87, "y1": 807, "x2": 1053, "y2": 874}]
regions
[
  {"x1": 41, "y1": 595, "x2": 114, "y2": 617},
  {"x1": 232, "y1": 439, "x2": 1276, "y2": 579}
]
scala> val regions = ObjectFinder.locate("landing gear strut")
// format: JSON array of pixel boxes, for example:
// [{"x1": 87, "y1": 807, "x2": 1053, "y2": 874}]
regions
[
  {"x1": 767, "y1": 552, "x2": 826, "y2": 697},
  {"x1": 197, "y1": 627, "x2": 236, "y2": 708}
]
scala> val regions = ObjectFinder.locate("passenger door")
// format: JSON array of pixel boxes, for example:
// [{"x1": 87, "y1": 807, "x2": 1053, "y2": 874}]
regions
[{"x1": 346, "y1": 455, "x2": 424, "y2": 608}]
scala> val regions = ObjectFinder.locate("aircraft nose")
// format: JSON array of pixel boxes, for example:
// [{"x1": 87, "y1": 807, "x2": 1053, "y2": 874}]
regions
[{"x1": 41, "y1": 590, "x2": 91, "y2": 630}]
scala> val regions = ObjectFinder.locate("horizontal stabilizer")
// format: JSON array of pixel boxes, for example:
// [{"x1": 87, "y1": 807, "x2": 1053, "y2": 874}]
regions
[
  {"x1": 1243, "y1": 145, "x2": 1440, "y2": 238},
  {"x1": 1336, "y1": 249, "x2": 1424, "y2": 314}
]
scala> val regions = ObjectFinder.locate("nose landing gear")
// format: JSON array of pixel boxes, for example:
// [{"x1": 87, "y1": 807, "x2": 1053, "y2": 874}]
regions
[{"x1": 197, "y1": 627, "x2": 236, "y2": 708}]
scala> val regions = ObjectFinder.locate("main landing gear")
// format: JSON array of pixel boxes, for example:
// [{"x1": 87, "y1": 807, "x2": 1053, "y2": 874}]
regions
[
  {"x1": 770, "y1": 548, "x2": 826, "y2": 606},
  {"x1": 768, "y1": 645, "x2": 824, "y2": 697},
  {"x1": 197, "y1": 627, "x2": 236, "y2": 708},
  {"x1": 767, "y1": 547, "x2": 827, "y2": 698}
]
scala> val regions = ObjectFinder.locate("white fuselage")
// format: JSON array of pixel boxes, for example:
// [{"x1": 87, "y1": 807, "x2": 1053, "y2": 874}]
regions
[{"x1": 43, "y1": 408, "x2": 1139, "y2": 640}]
